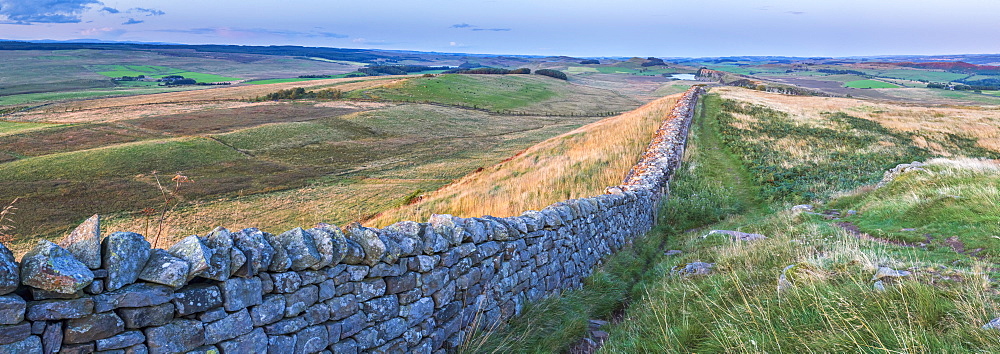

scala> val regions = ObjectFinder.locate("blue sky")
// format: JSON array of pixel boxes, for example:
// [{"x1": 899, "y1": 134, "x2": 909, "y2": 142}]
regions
[{"x1": 1, "y1": 0, "x2": 998, "y2": 57}]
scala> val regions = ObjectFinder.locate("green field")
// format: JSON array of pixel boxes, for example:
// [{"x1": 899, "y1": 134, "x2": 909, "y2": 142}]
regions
[
  {"x1": 566, "y1": 66, "x2": 600, "y2": 74},
  {"x1": 91, "y1": 65, "x2": 242, "y2": 83},
  {"x1": 345, "y1": 74, "x2": 558, "y2": 111},
  {"x1": 0, "y1": 121, "x2": 54, "y2": 135},
  {"x1": 844, "y1": 79, "x2": 900, "y2": 88},
  {"x1": 873, "y1": 69, "x2": 970, "y2": 83}
]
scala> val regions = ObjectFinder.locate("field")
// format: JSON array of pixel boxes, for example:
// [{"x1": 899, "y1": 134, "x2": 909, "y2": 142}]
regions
[
  {"x1": 370, "y1": 93, "x2": 681, "y2": 226},
  {"x1": 474, "y1": 87, "x2": 1000, "y2": 352},
  {"x1": 844, "y1": 79, "x2": 900, "y2": 88},
  {"x1": 0, "y1": 72, "x2": 645, "y2": 253}
]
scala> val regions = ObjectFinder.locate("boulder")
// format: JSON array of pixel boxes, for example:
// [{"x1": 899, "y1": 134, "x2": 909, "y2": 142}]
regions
[
  {"x1": 275, "y1": 228, "x2": 322, "y2": 270},
  {"x1": 20, "y1": 240, "x2": 94, "y2": 294},
  {"x1": 59, "y1": 214, "x2": 101, "y2": 269},
  {"x1": 138, "y1": 249, "x2": 190, "y2": 288},
  {"x1": 102, "y1": 232, "x2": 151, "y2": 291},
  {"x1": 345, "y1": 223, "x2": 384, "y2": 266},
  {"x1": 872, "y1": 266, "x2": 911, "y2": 280},
  {"x1": 670, "y1": 262, "x2": 714, "y2": 276},
  {"x1": 232, "y1": 228, "x2": 274, "y2": 276}
]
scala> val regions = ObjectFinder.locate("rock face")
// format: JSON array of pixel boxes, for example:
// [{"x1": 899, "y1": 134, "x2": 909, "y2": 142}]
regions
[
  {"x1": 0, "y1": 243, "x2": 18, "y2": 295},
  {"x1": 102, "y1": 232, "x2": 151, "y2": 291},
  {"x1": 60, "y1": 214, "x2": 102, "y2": 270},
  {"x1": 20, "y1": 240, "x2": 94, "y2": 294}
]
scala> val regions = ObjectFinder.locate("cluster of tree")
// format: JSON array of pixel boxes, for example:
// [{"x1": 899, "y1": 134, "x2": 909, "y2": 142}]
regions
[
  {"x1": 535, "y1": 69, "x2": 568, "y2": 80},
  {"x1": 817, "y1": 69, "x2": 868, "y2": 76},
  {"x1": 252, "y1": 87, "x2": 343, "y2": 101},
  {"x1": 298, "y1": 74, "x2": 332, "y2": 78},
  {"x1": 195, "y1": 82, "x2": 231, "y2": 86},
  {"x1": 927, "y1": 82, "x2": 1000, "y2": 91},
  {"x1": 157, "y1": 76, "x2": 196, "y2": 85},
  {"x1": 112, "y1": 75, "x2": 147, "y2": 81},
  {"x1": 359, "y1": 65, "x2": 450, "y2": 76},
  {"x1": 641, "y1": 57, "x2": 666, "y2": 67},
  {"x1": 458, "y1": 62, "x2": 483, "y2": 69},
  {"x1": 442, "y1": 67, "x2": 530, "y2": 75},
  {"x1": 580, "y1": 59, "x2": 600, "y2": 64}
]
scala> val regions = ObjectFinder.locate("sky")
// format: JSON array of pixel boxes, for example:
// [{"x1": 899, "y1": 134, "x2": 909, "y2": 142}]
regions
[{"x1": 0, "y1": 0, "x2": 998, "y2": 58}]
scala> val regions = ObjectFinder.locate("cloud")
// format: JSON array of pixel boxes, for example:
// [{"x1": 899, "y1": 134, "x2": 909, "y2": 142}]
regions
[
  {"x1": 450, "y1": 23, "x2": 473, "y2": 28},
  {"x1": 154, "y1": 27, "x2": 348, "y2": 39},
  {"x1": 787, "y1": 11, "x2": 806, "y2": 15},
  {"x1": 0, "y1": 0, "x2": 101, "y2": 24},
  {"x1": 451, "y1": 23, "x2": 510, "y2": 32},
  {"x1": 128, "y1": 7, "x2": 164, "y2": 16},
  {"x1": 78, "y1": 26, "x2": 125, "y2": 37},
  {"x1": 472, "y1": 28, "x2": 510, "y2": 31},
  {"x1": 122, "y1": 18, "x2": 142, "y2": 25},
  {"x1": 100, "y1": 6, "x2": 118, "y2": 14}
]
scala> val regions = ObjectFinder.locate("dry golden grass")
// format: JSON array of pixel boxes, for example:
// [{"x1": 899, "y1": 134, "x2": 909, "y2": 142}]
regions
[
  {"x1": 8, "y1": 76, "x2": 405, "y2": 124},
  {"x1": 369, "y1": 94, "x2": 683, "y2": 226},
  {"x1": 715, "y1": 87, "x2": 1000, "y2": 154}
]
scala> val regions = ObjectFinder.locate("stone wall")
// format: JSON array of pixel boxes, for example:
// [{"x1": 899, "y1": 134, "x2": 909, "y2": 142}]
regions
[{"x1": 0, "y1": 86, "x2": 703, "y2": 354}]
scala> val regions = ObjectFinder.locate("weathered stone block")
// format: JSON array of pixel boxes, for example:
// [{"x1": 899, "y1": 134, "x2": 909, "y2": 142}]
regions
[
  {"x1": 201, "y1": 227, "x2": 233, "y2": 281},
  {"x1": 102, "y1": 232, "x2": 151, "y2": 291},
  {"x1": 167, "y1": 235, "x2": 213, "y2": 281},
  {"x1": 294, "y1": 325, "x2": 327, "y2": 354},
  {"x1": 266, "y1": 335, "x2": 295, "y2": 354},
  {"x1": 269, "y1": 272, "x2": 301, "y2": 294},
  {"x1": 117, "y1": 302, "x2": 174, "y2": 329},
  {"x1": 249, "y1": 294, "x2": 284, "y2": 327},
  {"x1": 217, "y1": 327, "x2": 266, "y2": 354},
  {"x1": 144, "y1": 319, "x2": 205, "y2": 354},
  {"x1": 330, "y1": 338, "x2": 357, "y2": 354},
  {"x1": 262, "y1": 317, "x2": 306, "y2": 335},
  {"x1": 63, "y1": 312, "x2": 124, "y2": 344},
  {"x1": 204, "y1": 308, "x2": 252, "y2": 345},
  {"x1": 42, "y1": 321, "x2": 61, "y2": 353},
  {"x1": 0, "y1": 321, "x2": 30, "y2": 345},
  {"x1": 221, "y1": 276, "x2": 262, "y2": 311},
  {"x1": 345, "y1": 223, "x2": 384, "y2": 266},
  {"x1": 198, "y1": 307, "x2": 226, "y2": 322},
  {"x1": 303, "y1": 302, "x2": 330, "y2": 325},
  {"x1": 0, "y1": 335, "x2": 41, "y2": 353},
  {"x1": 0, "y1": 295, "x2": 25, "y2": 325},
  {"x1": 20, "y1": 240, "x2": 94, "y2": 295},
  {"x1": 26, "y1": 298, "x2": 93, "y2": 321},
  {"x1": 356, "y1": 278, "x2": 386, "y2": 302},
  {"x1": 284, "y1": 285, "x2": 318, "y2": 317},
  {"x1": 172, "y1": 283, "x2": 221, "y2": 316},
  {"x1": 361, "y1": 295, "x2": 399, "y2": 322},
  {"x1": 59, "y1": 214, "x2": 101, "y2": 270},
  {"x1": 95, "y1": 330, "x2": 144, "y2": 351},
  {"x1": 274, "y1": 228, "x2": 322, "y2": 271},
  {"x1": 232, "y1": 228, "x2": 274, "y2": 277},
  {"x1": 337, "y1": 313, "x2": 366, "y2": 339},
  {"x1": 137, "y1": 249, "x2": 189, "y2": 288},
  {"x1": 93, "y1": 282, "x2": 173, "y2": 312},
  {"x1": 404, "y1": 297, "x2": 435, "y2": 326},
  {"x1": 327, "y1": 294, "x2": 357, "y2": 321},
  {"x1": 385, "y1": 273, "x2": 417, "y2": 294}
]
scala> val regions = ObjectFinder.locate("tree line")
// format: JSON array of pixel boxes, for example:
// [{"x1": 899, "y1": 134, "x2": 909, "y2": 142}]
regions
[{"x1": 251, "y1": 87, "x2": 343, "y2": 101}]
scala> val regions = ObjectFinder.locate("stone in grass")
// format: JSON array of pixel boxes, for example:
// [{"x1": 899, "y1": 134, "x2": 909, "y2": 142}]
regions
[
  {"x1": 102, "y1": 232, "x2": 151, "y2": 291},
  {"x1": 704, "y1": 230, "x2": 767, "y2": 242},
  {"x1": 0, "y1": 243, "x2": 18, "y2": 296},
  {"x1": 20, "y1": 240, "x2": 94, "y2": 295},
  {"x1": 871, "y1": 266, "x2": 911, "y2": 280},
  {"x1": 59, "y1": 214, "x2": 102, "y2": 270},
  {"x1": 138, "y1": 249, "x2": 190, "y2": 288},
  {"x1": 983, "y1": 317, "x2": 1000, "y2": 330},
  {"x1": 670, "y1": 262, "x2": 714, "y2": 276}
]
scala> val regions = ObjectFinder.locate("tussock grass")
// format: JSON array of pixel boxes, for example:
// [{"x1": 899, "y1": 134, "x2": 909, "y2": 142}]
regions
[{"x1": 370, "y1": 94, "x2": 681, "y2": 226}]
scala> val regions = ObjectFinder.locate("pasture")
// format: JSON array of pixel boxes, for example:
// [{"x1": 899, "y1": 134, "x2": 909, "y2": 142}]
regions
[{"x1": 844, "y1": 79, "x2": 901, "y2": 88}]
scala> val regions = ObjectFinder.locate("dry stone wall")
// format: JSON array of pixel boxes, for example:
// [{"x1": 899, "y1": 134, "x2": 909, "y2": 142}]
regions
[{"x1": 0, "y1": 86, "x2": 703, "y2": 354}]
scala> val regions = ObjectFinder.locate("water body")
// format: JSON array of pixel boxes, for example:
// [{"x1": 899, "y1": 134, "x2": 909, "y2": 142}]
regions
[{"x1": 670, "y1": 74, "x2": 697, "y2": 80}]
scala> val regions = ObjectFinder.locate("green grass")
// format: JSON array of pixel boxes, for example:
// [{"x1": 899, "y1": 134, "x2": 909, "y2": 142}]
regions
[
  {"x1": 0, "y1": 121, "x2": 54, "y2": 135},
  {"x1": 844, "y1": 79, "x2": 901, "y2": 89},
  {"x1": 0, "y1": 137, "x2": 245, "y2": 181},
  {"x1": 566, "y1": 66, "x2": 600, "y2": 74},
  {"x1": 593, "y1": 66, "x2": 675, "y2": 76},
  {"x1": 345, "y1": 74, "x2": 558, "y2": 111},
  {"x1": 245, "y1": 76, "x2": 351, "y2": 85},
  {"x1": 873, "y1": 69, "x2": 969, "y2": 83}
]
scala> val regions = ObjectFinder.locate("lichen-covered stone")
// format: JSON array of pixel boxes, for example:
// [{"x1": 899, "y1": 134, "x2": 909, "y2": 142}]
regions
[
  {"x1": 102, "y1": 232, "x2": 151, "y2": 291},
  {"x1": 172, "y1": 283, "x2": 222, "y2": 316},
  {"x1": 0, "y1": 322, "x2": 30, "y2": 345},
  {"x1": 0, "y1": 335, "x2": 40, "y2": 353},
  {"x1": 95, "y1": 330, "x2": 144, "y2": 351},
  {"x1": 267, "y1": 334, "x2": 295, "y2": 354},
  {"x1": 305, "y1": 227, "x2": 335, "y2": 270},
  {"x1": 275, "y1": 227, "x2": 322, "y2": 271},
  {"x1": 0, "y1": 243, "x2": 18, "y2": 296},
  {"x1": 63, "y1": 312, "x2": 125, "y2": 344},
  {"x1": 59, "y1": 214, "x2": 101, "y2": 270},
  {"x1": 270, "y1": 272, "x2": 301, "y2": 293},
  {"x1": 263, "y1": 232, "x2": 291, "y2": 272},
  {"x1": 93, "y1": 282, "x2": 173, "y2": 312},
  {"x1": 229, "y1": 248, "x2": 246, "y2": 278},
  {"x1": 20, "y1": 240, "x2": 94, "y2": 295},
  {"x1": 25, "y1": 298, "x2": 93, "y2": 321},
  {"x1": 249, "y1": 294, "x2": 284, "y2": 326},
  {"x1": 232, "y1": 228, "x2": 275, "y2": 277},
  {"x1": 42, "y1": 321, "x2": 61, "y2": 353},
  {"x1": 221, "y1": 276, "x2": 262, "y2": 312},
  {"x1": 202, "y1": 227, "x2": 233, "y2": 281},
  {"x1": 144, "y1": 319, "x2": 205, "y2": 354},
  {"x1": 340, "y1": 238, "x2": 366, "y2": 265},
  {"x1": 217, "y1": 327, "x2": 266, "y2": 354},
  {"x1": 167, "y1": 235, "x2": 213, "y2": 281},
  {"x1": 138, "y1": 249, "x2": 189, "y2": 288},
  {"x1": 117, "y1": 302, "x2": 174, "y2": 329},
  {"x1": 284, "y1": 285, "x2": 318, "y2": 317},
  {"x1": 204, "y1": 308, "x2": 252, "y2": 345},
  {"x1": 346, "y1": 222, "x2": 384, "y2": 266},
  {"x1": 0, "y1": 295, "x2": 25, "y2": 325},
  {"x1": 295, "y1": 325, "x2": 328, "y2": 354}
]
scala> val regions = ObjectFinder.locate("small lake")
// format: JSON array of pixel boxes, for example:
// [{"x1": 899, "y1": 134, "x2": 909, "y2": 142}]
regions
[{"x1": 669, "y1": 74, "x2": 697, "y2": 80}]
